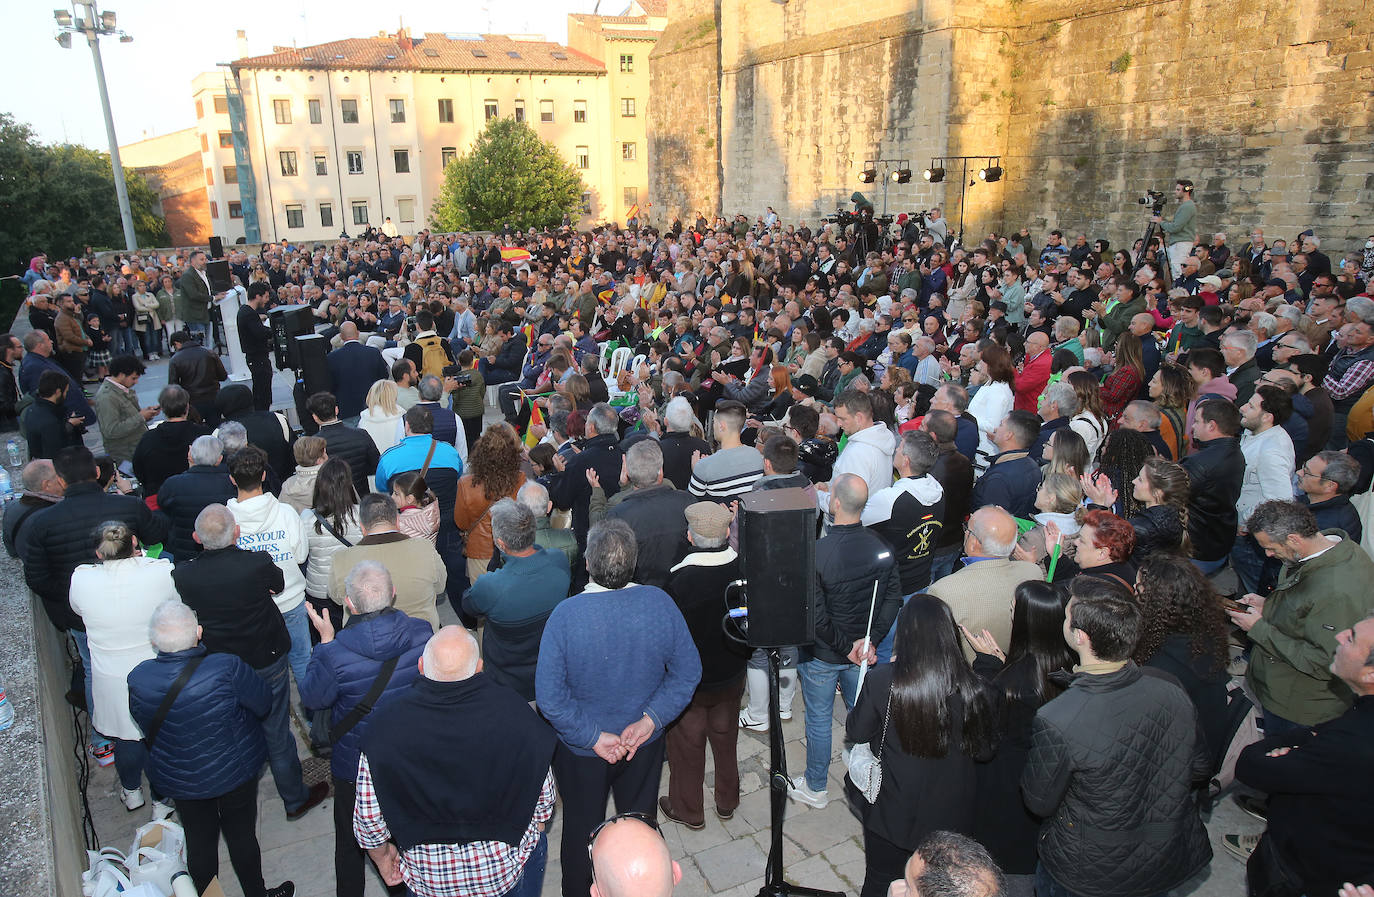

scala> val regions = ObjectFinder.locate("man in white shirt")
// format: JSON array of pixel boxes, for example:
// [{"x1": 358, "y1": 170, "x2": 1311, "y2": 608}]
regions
[{"x1": 1232, "y1": 384, "x2": 1296, "y2": 595}]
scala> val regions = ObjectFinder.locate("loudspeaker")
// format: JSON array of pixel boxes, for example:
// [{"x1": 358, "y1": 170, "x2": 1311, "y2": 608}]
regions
[
  {"x1": 738, "y1": 487, "x2": 816, "y2": 648},
  {"x1": 294, "y1": 333, "x2": 330, "y2": 397},
  {"x1": 209, "y1": 236, "x2": 225, "y2": 258},
  {"x1": 267, "y1": 304, "x2": 315, "y2": 369},
  {"x1": 206, "y1": 259, "x2": 232, "y2": 293}
]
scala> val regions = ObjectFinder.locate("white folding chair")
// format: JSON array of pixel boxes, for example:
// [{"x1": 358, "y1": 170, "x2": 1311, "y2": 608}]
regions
[{"x1": 607, "y1": 346, "x2": 633, "y2": 380}]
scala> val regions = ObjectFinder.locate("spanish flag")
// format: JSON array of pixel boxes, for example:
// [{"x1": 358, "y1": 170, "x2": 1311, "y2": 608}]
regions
[
  {"x1": 500, "y1": 246, "x2": 532, "y2": 265},
  {"x1": 524, "y1": 395, "x2": 544, "y2": 449},
  {"x1": 520, "y1": 322, "x2": 535, "y2": 346},
  {"x1": 626, "y1": 204, "x2": 640, "y2": 223}
]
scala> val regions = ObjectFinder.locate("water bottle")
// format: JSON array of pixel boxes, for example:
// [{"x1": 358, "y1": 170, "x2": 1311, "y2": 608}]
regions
[
  {"x1": 0, "y1": 468, "x2": 11, "y2": 503},
  {"x1": 5, "y1": 438, "x2": 19, "y2": 469},
  {"x1": 0, "y1": 682, "x2": 14, "y2": 732}
]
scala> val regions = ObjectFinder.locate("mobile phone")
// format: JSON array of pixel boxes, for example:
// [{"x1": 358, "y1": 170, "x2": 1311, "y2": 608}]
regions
[{"x1": 1221, "y1": 596, "x2": 1251, "y2": 614}]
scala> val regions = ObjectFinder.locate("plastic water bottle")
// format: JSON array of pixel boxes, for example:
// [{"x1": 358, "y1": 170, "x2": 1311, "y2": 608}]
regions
[
  {"x1": 0, "y1": 682, "x2": 14, "y2": 732},
  {"x1": 0, "y1": 468, "x2": 11, "y2": 503},
  {"x1": 5, "y1": 438, "x2": 19, "y2": 469}
]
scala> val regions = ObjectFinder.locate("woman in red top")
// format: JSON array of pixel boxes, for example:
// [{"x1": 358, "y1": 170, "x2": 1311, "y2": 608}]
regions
[{"x1": 1100, "y1": 331, "x2": 1146, "y2": 425}]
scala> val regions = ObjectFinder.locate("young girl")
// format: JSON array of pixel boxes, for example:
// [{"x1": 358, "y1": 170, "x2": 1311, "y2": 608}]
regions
[{"x1": 391, "y1": 471, "x2": 439, "y2": 544}]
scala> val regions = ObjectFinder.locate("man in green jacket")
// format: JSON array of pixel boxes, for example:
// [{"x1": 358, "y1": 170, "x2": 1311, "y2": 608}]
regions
[
  {"x1": 1227, "y1": 499, "x2": 1374, "y2": 732},
  {"x1": 92, "y1": 355, "x2": 159, "y2": 463},
  {"x1": 1155, "y1": 178, "x2": 1198, "y2": 279},
  {"x1": 1092, "y1": 281, "x2": 1148, "y2": 351}
]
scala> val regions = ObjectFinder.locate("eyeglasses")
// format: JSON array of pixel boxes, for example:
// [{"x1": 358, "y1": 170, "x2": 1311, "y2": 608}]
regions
[
  {"x1": 588, "y1": 812, "x2": 660, "y2": 880},
  {"x1": 1298, "y1": 466, "x2": 1332, "y2": 482}
]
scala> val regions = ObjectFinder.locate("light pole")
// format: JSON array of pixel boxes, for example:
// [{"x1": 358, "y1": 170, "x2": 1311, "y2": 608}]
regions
[{"x1": 54, "y1": 1, "x2": 138, "y2": 252}]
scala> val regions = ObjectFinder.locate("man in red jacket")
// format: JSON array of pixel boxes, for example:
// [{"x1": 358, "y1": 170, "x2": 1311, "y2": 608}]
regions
[{"x1": 1013, "y1": 331, "x2": 1052, "y2": 412}]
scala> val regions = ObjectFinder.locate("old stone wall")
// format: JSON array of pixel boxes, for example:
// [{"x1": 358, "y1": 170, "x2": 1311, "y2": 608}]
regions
[
  {"x1": 650, "y1": 0, "x2": 1374, "y2": 251},
  {"x1": 648, "y1": 0, "x2": 722, "y2": 224}
]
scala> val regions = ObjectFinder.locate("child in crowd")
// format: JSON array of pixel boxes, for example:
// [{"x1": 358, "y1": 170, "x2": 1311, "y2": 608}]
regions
[{"x1": 391, "y1": 470, "x2": 439, "y2": 543}]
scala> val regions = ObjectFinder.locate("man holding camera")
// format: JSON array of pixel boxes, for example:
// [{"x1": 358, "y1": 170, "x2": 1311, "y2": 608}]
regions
[
  {"x1": 238, "y1": 282, "x2": 276, "y2": 411},
  {"x1": 1154, "y1": 179, "x2": 1198, "y2": 280}
]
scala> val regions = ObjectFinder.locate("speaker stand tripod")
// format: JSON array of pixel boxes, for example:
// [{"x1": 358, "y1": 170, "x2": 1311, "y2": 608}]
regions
[{"x1": 756, "y1": 647, "x2": 846, "y2": 897}]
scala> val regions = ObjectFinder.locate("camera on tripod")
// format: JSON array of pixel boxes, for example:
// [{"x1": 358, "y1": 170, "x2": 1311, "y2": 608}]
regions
[
  {"x1": 1137, "y1": 190, "x2": 1168, "y2": 215},
  {"x1": 821, "y1": 209, "x2": 856, "y2": 226}
]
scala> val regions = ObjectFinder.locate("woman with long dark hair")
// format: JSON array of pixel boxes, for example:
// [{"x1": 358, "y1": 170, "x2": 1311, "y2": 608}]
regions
[
  {"x1": 844, "y1": 595, "x2": 999, "y2": 897},
  {"x1": 301, "y1": 457, "x2": 362, "y2": 633},
  {"x1": 964, "y1": 581, "x2": 1074, "y2": 894},
  {"x1": 454, "y1": 423, "x2": 526, "y2": 584},
  {"x1": 1082, "y1": 455, "x2": 1190, "y2": 564},
  {"x1": 1133, "y1": 554, "x2": 1230, "y2": 763}
]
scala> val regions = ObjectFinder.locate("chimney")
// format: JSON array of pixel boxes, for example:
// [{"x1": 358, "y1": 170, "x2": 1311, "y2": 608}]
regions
[
  {"x1": 236, "y1": 29, "x2": 248, "y2": 58},
  {"x1": 397, "y1": 27, "x2": 412, "y2": 52}
]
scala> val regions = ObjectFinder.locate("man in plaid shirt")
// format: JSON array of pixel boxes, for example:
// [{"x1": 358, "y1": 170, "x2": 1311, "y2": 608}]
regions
[
  {"x1": 354, "y1": 626, "x2": 557, "y2": 897},
  {"x1": 1322, "y1": 318, "x2": 1374, "y2": 449}
]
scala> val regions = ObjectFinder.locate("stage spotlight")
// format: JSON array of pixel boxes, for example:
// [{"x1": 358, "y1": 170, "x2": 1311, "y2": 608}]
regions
[
  {"x1": 858, "y1": 168, "x2": 877, "y2": 184},
  {"x1": 923, "y1": 166, "x2": 945, "y2": 183},
  {"x1": 892, "y1": 168, "x2": 912, "y2": 183},
  {"x1": 978, "y1": 165, "x2": 1003, "y2": 183}
]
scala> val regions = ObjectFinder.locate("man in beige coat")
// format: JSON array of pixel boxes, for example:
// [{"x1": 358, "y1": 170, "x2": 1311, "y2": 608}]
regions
[
  {"x1": 925, "y1": 506, "x2": 1041, "y2": 660},
  {"x1": 329, "y1": 493, "x2": 444, "y2": 632}
]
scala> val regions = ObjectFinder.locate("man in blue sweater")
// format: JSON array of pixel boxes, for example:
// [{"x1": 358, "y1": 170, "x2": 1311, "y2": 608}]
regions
[{"x1": 536, "y1": 518, "x2": 701, "y2": 897}]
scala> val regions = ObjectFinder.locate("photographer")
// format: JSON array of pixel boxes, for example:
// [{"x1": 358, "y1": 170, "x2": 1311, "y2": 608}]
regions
[
  {"x1": 1153, "y1": 179, "x2": 1198, "y2": 279},
  {"x1": 448, "y1": 349, "x2": 485, "y2": 451}
]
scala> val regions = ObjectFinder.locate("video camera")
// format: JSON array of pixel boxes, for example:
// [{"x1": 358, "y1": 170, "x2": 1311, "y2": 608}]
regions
[
  {"x1": 821, "y1": 209, "x2": 857, "y2": 226},
  {"x1": 1137, "y1": 190, "x2": 1168, "y2": 216}
]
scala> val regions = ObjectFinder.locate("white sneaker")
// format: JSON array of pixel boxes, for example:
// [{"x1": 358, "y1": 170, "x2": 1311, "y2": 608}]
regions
[
  {"x1": 121, "y1": 787, "x2": 146, "y2": 811},
  {"x1": 779, "y1": 708, "x2": 793, "y2": 721},
  {"x1": 787, "y1": 783, "x2": 830, "y2": 809},
  {"x1": 152, "y1": 800, "x2": 174, "y2": 821},
  {"x1": 738, "y1": 708, "x2": 769, "y2": 732}
]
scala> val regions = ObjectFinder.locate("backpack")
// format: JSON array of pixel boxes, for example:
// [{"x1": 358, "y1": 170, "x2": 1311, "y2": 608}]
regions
[{"x1": 416, "y1": 334, "x2": 449, "y2": 378}]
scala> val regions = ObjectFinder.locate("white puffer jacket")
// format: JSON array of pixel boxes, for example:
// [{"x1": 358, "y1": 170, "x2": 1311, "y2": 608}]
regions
[{"x1": 300, "y1": 508, "x2": 365, "y2": 600}]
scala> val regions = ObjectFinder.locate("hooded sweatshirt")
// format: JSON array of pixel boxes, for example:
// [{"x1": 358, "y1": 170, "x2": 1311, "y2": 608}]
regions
[
  {"x1": 822, "y1": 423, "x2": 897, "y2": 513},
  {"x1": 228, "y1": 492, "x2": 309, "y2": 613}
]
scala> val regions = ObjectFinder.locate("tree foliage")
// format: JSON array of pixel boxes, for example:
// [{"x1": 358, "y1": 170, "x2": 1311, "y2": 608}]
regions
[
  {"x1": 0, "y1": 112, "x2": 168, "y2": 278},
  {"x1": 429, "y1": 117, "x2": 584, "y2": 232}
]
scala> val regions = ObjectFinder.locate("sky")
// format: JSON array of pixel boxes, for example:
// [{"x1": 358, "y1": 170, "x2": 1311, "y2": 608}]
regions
[{"x1": 5, "y1": 0, "x2": 612, "y2": 150}]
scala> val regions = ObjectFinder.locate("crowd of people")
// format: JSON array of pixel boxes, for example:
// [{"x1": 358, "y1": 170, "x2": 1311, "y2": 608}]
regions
[{"x1": 5, "y1": 192, "x2": 1374, "y2": 897}]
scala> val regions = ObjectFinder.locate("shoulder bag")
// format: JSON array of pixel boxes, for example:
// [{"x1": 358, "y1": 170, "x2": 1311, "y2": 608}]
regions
[
  {"x1": 143, "y1": 656, "x2": 206, "y2": 746},
  {"x1": 329, "y1": 655, "x2": 400, "y2": 744},
  {"x1": 844, "y1": 690, "x2": 892, "y2": 804}
]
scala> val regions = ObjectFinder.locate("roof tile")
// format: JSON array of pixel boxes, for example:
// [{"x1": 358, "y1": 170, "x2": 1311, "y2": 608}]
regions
[{"x1": 234, "y1": 32, "x2": 605, "y2": 74}]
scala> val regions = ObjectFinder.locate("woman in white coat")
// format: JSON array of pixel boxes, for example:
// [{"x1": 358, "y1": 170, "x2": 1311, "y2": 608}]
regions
[
  {"x1": 967, "y1": 344, "x2": 1016, "y2": 470},
  {"x1": 69, "y1": 521, "x2": 178, "y2": 813}
]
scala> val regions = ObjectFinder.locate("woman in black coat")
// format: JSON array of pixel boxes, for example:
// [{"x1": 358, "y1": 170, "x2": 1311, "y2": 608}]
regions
[{"x1": 844, "y1": 595, "x2": 999, "y2": 897}]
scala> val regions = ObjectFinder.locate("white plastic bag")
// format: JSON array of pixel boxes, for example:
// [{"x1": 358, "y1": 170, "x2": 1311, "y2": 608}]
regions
[
  {"x1": 83, "y1": 847, "x2": 130, "y2": 897},
  {"x1": 127, "y1": 819, "x2": 188, "y2": 895}
]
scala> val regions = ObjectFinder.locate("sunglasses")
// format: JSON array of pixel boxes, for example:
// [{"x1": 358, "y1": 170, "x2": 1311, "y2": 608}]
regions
[{"x1": 588, "y1": 812, "x2": 660, "y2": 880}]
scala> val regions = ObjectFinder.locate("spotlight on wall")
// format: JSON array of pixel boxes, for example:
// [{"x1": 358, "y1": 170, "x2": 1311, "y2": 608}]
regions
[
  {"x1": 858, "y1": 167, "x2": 877, "y2": 184},
  {"x1": 978, "y1": 164, "x2": 1003, "y2": 183},
  {"x1": 892, "y1": 168, "x2": 912, "y2": 183},
  {"x1": 923, "y1": 166, "x2": 945, "y2": 183}
]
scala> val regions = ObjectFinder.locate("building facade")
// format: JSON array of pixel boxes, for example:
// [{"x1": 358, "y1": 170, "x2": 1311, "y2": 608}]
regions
[{"x1": 119, "y1": 127, "x2": 213, "y2": 247}]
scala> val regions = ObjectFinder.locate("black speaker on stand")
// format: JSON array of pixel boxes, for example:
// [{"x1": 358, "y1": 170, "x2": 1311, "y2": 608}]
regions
[{"x1": 736, "y1": 489, "x2": 841, "y2": 897}]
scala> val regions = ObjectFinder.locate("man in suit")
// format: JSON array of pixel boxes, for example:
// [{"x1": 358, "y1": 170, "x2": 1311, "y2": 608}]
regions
[
  {"x1": 176, "y1": 250, "x2": 216, "y2": 346},
  {"x1": 326, "y1": 322, "x2": 389, "y2": 423},
  {"x1": 238, "y1": 282, "x2": 276, "y2": 411}
]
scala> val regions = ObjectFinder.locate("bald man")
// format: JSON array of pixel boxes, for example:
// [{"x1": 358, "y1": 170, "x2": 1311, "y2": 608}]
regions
[
  {"x1": 1127, "y1": 312, "x2": 1162, "y2": 382},
  {"x1": 2, "y1": 458, "x2": 64, "y2": 558},
  {"x1": 589, "y1": 816, "x2": 681, "y2": 897},
  {"x1": 1013, "y1": 331, "x2": 1052, "y2": 412},
  {"x1": 326, "y1": 321, "x2": 389, "y2": 422},
  {"x1": 354, "y1": 625, "x2": 558, "y2": 897}
]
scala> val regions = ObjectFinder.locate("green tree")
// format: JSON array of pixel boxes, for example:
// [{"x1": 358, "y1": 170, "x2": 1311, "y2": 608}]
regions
[{"x1": 429, "y1": 117, "x2": 584, "y2": 232}]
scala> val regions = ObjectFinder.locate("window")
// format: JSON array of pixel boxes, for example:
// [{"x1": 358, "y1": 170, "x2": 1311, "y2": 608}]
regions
[
  {"x1": 579, "y1": 192, "x2": 592, "y2": 215},
  {"x1": 624, "y1": 187, "x2": 638, "y2": 206},
  {"x1": 389, "y1": 99, "x2": 405, "y2": 123},
  {"x1": 620, "y1": 98, "x2": 636, "y2": 117},
  {"x1": 196, "y1": 99, "x2": 204, "y2": 119},
  {"x1": 209, "y1": 200, "x2": 218, "y2": 218},
  {"x1": 199, "y1": 133, "x2": 208, "y2": 152},
  {"x1": 347, "y1": 151, "x2": 363, "y2": 174},
  {"x1": 273, "y1": 99, "x2": 291, "y2": 124},
  {"x1": 314, "y1": 153, "x2": 328, "y2": 176},
  {"x1": 352, "y1": 201, "x2": 369, "y2": 225},
  {"x1": 285, "y1": 204, "x2": 304, "y2": 229},
  {"x1": 622, "y1": 142, "x2": 637, "y2": 161},
  {"x1": 279, "y1": 151, "x2": 298, "y2": 176},
  {"x1": 223, "y1": 165, "x2": 238, "y2": 184},
  {"x1": 393, "y1": 149, "x2": 410, "y2": 173},
  {"x1": 218, "y1": 131, "x2": 233, "y2": 148},
  {"x1": 397, "y1": 198, "x2": 415, "y2": 223},
  {"x1": 228, "y1": 201, "x2": 243, "y2": 219},
  {"x1": 574, "y1": 100, "x2": 587, "y2": 123},
  {"x1": 308, "y1": 99, "x2": 322, "y2": 124},
  {"x1": 514, "y1": 100, "x2": 525, "y2": 123},
  {"x1": 619, "y1": 54, "x2": 634, "y2": 73},
  {"x1": 437, "y1": 98, "x2": 454, "y2": 122},
  {"x1": 575, "y1": 146, "x2": 589, "y2": 170},
  {"x1": 540, "y1": 99, "x2": 554, "y2": 123},
  {"x1": 484, "y1": 100, "x2": 498, "y2": 121},
  {"x1": 319, "y1": 203, "x2": 334, "y2": 228},
  {"x1": 341, "y1": 99, "x2": 359, "y2": 123},
  {"x1": 441, "y1": 146, "x2": 458, "y2": 168},
  {"x1": 213, "y1": 95, "x2": 228, "y2": 114},
  {"x1": 204, "y1": 167, "x2": 214, "y2": 186}
]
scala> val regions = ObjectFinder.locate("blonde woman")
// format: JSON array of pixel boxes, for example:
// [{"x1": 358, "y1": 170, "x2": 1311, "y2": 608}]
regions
[{"x1": 358, "y1": 379, "x2": 404, "y2": 452}]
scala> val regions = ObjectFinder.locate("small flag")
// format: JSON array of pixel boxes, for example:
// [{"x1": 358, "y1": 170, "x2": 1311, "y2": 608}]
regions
[
  {"x1": 520, "y1": 322, "x2": 535, "y2": 346},
  {"x1": 626, "y1": 204, "x2": 640, "y2": 223},
  {"x1": 500, "y1": 246, "x2": 532, "y2": 265},
  {"x1": 524, "y1": 395, "x2": 544, "y2": 449}
]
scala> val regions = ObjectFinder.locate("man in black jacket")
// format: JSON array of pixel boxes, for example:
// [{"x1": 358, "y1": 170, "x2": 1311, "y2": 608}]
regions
[
  {"x1": 969, "y1": 410, "x2": 1042, "y2": 520},
  {"x1": 862, "y1": 430, "x2": 945, "y2": 596},
  {"x1": 157, "y1": 435, "x2": 235, "y2": 562},
  {"x1": 173, "y1": 503, "x2": 327, "y2": 822},
  {"x1": 1229, "y1": 613, "x2": 1374, "y2": 896},
  {"x1": 479, "y1": 322, "x2": 527, "y2": 387},
  {"x1": 326, "y1": 323, "x2": 389, "y2": 422},
  {"x1": 1023, "y1": 577, "x2": 1211, "y2": 897},
  {"x1": 548, "y1": 403, "x2": 624, "y2": 562},
  {"x1": 1181, "y1": 398, "x2": 1246, "y2": 574},
  {"x1": 238, "y1": 282, "x2": 276, "y2": 411},
  {"x1": 308, "y1": 391, "x2": 379, "y2": 499},
  {"x1": 0, "y1": 332, "x2": 21, "y2": 432},
  {"x1": 132, "y1": 385, "x2": 211, "y2": 497},
  {"x1": 216, "y1": 384, "x2": 294, "y2": 479},
  {"x1": 790, "y1": 473, "x2": 901, "y2": 809},
  {"x1": 606, "y1": 440, "x2": 696, "y2": 589},
  {"x1": 167, "y1": 330, "x2": 228, "y2": 427},
  {"x1": 923, "y1": 411, "x2": 974, "y2": 584},
  {"x1": 24, "y1": 370, "x2": 82, "y2": 460},
  {"x1": 3, "y1": 459, "x2": 62, "y2": 558}
]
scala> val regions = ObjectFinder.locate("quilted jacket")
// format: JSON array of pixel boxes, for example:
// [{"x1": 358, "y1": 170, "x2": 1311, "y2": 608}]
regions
[
  {"x1": 298, "y1": 608, "x2": 431, "y2": 781},
  {"x1": 156, "y1": 464, "x2": 236, "y2": 561},
  {"x1": 1021, "y1": 662, "x2": 1212, "y2": 897},
  {"x1": 22, "y1": 481, "x2": 169, "y2": 632},
  {"x1": 811, "y1": 523, "x2": 902, "y2": 665},
  {"x1": 127, "y1": 645, "x2": 270, "y2": 800},
  {"x1": 316, "y1": 420, "x2": 380, "y2": 499}
]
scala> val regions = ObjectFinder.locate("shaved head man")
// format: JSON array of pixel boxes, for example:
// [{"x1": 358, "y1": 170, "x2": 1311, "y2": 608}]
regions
[
  {"x1": 589, "y1": 816, "x2": 681, "y2": 897},
  {"x1": 419, "y1": 624, "x2": 481, "y2": 681}
]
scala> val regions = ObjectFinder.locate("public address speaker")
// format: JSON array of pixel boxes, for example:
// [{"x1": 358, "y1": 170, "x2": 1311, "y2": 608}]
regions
[{"x1": 738, "y1": 487, "x2": 816, "y2": 648}]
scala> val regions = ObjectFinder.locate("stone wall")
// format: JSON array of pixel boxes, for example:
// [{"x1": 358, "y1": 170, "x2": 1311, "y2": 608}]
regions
[
  {"x1": 650, "y1": 0, "x2": 1374, "y2": 250},
  {"x1": 647, "y1": 0, "x2": 722, "y2": 223}
]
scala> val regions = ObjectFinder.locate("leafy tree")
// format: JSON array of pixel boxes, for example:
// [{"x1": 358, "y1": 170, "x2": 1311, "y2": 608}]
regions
[{"x1": 429, "y1": 117, "x2": 584, "y2": 232}]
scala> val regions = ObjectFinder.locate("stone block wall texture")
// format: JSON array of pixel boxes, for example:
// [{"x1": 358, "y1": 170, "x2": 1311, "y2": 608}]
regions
[{"x1": 650, "y1": 0, "x2": 1374, "y2": 248}]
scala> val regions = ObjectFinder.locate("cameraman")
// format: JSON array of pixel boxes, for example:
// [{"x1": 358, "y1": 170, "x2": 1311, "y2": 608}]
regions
[
  {"x1": 926, "y1": 207, "x2": 949, "y2": 245},
  {"x1": 448, "y1": 349, "x2": 485, "y2": 451},
  {"x1": 1153, "y1": 179, "x2": 1197, "y2": 279}
]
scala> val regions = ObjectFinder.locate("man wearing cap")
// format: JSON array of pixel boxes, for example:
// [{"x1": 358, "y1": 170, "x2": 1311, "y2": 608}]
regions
[
  {"x1": 1197, "y1": 274, "x2": 1224, "y2": 303},
  {"x1": 660, "y1": 501, "x2": 750, "y2": 830},
  {"x1": 1154, "y1": 179, "x2": 1198, "y2": 279}
]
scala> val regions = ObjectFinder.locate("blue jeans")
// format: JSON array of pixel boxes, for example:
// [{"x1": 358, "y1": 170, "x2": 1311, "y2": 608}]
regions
[
  {"x1": 255, "y1": 655, "x2": 309, "y2": 811},
  {"x1": 114, "y1": 326, "x2": 139, "y2": 357},
  {"x1": 184, "y1": 322, "x2": 212, "y2": 344},
  {"x1": 1191, "y1": 555, "x2": 1228, "y2": 576},
  {"x1": 112, "y1": 737, "x2": 162, "y2": 800},
  {"x1": 281, "y1": 602, "x2": 313, "y2": 693},
  {"x1": 928, "y1": 547, "x2": 960, "y2": 584},
  {"x1": 71, "y1": 631, "x2": 106, "y2": 747},
  {"x1": 1230, "y1": 533, "x2": 1278, "y2": 596},
  {"x1": 505, "y1": 831, "x2": 547, "y2": 897},
  {"x1": 798, "y1": 657, "x2": 860, "y2": 792},
  {"x1": 1035, "y1": 863, "x2": 1165, "y2": 897},
  {"x1": 1262, "y1": 709, "x2": 1307, "y2": 737},
  {"x1": 874, "y1": 595, "x2": 908, "y2": 666}
]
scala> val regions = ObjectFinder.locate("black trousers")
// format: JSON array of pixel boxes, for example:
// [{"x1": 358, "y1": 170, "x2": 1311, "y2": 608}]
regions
[
  {"x1": 247, "y1": 354, "x2": 273, "y2": 411},
  {"x1": 460, "y1": 414, "x2": 484, "y2": 452},
  {"x1": 179, "y1": 776, "x2": 265, "y2": 897},
  {"x1": 861, "y1": 827, "x2": 911, "y2": 897},
  {"x1": 553, "y1": 737, "x2": 665, "y2": 897}
]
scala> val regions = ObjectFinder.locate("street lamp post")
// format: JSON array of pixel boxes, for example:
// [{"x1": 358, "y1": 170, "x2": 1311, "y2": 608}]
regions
[{"x1": 54, "y1": 1, "x2": 138, "y2": 252}]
